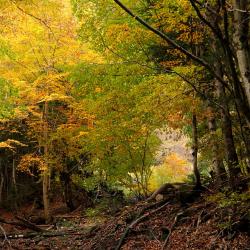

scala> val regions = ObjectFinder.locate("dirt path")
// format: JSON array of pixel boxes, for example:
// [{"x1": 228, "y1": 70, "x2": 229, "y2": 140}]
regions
[{"x1": 0, "y1": 195, "x2": 249, "y2": 250}]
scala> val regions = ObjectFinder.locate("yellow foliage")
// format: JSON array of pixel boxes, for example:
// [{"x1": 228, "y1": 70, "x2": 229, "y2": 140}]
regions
[
  {"x1": 0, "y1": 142, "x2": 15, "y2": 150},
  {"x1": 0, "y1": 0, "x2": 103, "y2": 82},
  {"x1": 38, "y1": 93, "x2": 73, "y2": 104},
  {"x1": 17, "y1": 154, "x2": 45, "y2": 175},
  {"x1": 149, "y1": 153, "x2": 191, "y2": 191},
  {"x1": 95, "y1": 87, "x2": 102, "y2": 93},
  {"x1": 0, "y1": 139, "x2": 27, "y2": 151}
]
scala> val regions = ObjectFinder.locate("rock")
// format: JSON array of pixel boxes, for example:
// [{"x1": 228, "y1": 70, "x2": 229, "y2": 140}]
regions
[{"x1": 155, "y1": 194, "x2": 164, "y2": 201}]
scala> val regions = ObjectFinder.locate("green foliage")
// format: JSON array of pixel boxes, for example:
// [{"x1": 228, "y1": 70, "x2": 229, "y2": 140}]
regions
[
  {"x1": 0, "y1": 38, "x2": 16, "y2": 59},
  {"x1": 0, "y1": 78, "x2": 18, "y2": 118},
  {"x1": 72, "y1": 174, "x2": 100, "y2": 191},
  {"x1": 85, "y1": 196, "x2": 123, "y2": 217},
  {"x1": 207, "y1": 191, "x2": 250, "y2": 208},
  {"x1": 85, "y1": 207, "x2": 100, "y2": 218}
]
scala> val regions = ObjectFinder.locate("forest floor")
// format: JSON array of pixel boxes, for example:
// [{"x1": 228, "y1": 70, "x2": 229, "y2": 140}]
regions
[{"x1": 0, "y1": 190, "x2": 249, "y2": 250}]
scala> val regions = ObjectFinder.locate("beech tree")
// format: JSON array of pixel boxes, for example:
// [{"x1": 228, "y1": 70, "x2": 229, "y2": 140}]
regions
[{"x1": 72, "y1": 0, "x2": 250, "y2": 188}]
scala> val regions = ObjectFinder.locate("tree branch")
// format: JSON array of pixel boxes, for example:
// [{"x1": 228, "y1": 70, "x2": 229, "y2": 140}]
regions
[
  {"x1": 189, "y1": 0, "x2": 224, "y2": 43},
  {"x1": 113, "y1": 0, "x2": 226, "y2": 85},
  {"x1": 95, "y1": 25, "x2": 224, "y2": 109}
]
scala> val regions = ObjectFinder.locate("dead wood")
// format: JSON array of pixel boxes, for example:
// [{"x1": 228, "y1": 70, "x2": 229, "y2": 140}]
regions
[
  {"x1": 147, "y1": 182, "x2": 197, "y2": 202},
  {"x1": 147, "y1": 183, "x2": 177, "y2": 201},
  {"x1": 0, "y1": 217, "x2": 43, "y2": 232},
  {"x1": 53, "y1": 215, "x2": 85, "y2": 218},
  {"x1": 14, "y1": 216, "x2": 44, "y2": 232},
  {"x1": 115, "y1": 201, "x2": 170, "y2": 250},
  {"x1": 162, "y1": 211, "x2": 183, "y2": 249},
  {"x1": 0, "y1": 231, "x2": 86, "y2": 240},
  {"x1": 0, "y1": 225, "x2": 11, "y2": 248}
]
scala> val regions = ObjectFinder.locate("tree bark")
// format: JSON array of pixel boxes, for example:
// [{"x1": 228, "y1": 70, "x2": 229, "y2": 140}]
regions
[
  {"x1": 0, "y1": 172, "x2": 4, "y2": 205},
  {"x1": 207, "y1": 106, "x2": 226, "y2": 185},
  {"x1": 12, "y1": 154, "x2": 17, "y2": 210},
  {"x1": 43, "y1": 101, "x2": 50, "y2": 222},
  {"x1": 192, "y1": 113, "x2": 201, "y2": 189},
  {"x1": 215, "y1": 74, "x2": 241, "y2": 184},
  {"x1": 233, "y1": 0, "x2": 250, "y2": 108}
]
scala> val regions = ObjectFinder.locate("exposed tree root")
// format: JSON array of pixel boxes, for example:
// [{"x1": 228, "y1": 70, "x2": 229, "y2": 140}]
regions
[
  {"x1": 162, "y1": 211, "x2": 183, "y2": 249},
  {"x1": 115, "y1": 201, "x2": 170, "y2": 250}
]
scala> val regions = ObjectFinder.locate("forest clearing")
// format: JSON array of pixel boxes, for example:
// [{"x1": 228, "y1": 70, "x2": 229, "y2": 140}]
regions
[{"x1": 0, "y1": 0, "x2": 249, "y2": 249}]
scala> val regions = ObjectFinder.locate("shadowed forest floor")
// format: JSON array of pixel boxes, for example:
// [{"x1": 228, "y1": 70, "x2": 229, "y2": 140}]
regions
[{"x1": 0, "y1": 191, "x2": 249, "y2": 250}]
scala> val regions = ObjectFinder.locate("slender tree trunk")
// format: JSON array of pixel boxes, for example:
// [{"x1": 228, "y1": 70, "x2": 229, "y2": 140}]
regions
[
  {"x1": 0, "y1": 158, "x2": 4, "y2": 205},
  {"x1": 43, "y1": 101, "x2": 50, "y2": 222},
  {"x1": 12, "y1": 154, "x2": 17, "y2": 210},
  {"x1": 233, "y1": 0, "x2": 250, "y2": 108},
  {"x1": 207, "y1": 106, "x2": 226, "y2": 185},
  {"x1": 192, "y1": 113, "x2": 201, "y2": 189}
]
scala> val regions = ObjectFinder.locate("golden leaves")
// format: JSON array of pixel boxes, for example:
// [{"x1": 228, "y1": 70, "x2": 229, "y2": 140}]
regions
[
  {"x1": 17, "y1": 154, "x2": 45, "y2": 175},
  {"x1": 37, "y1": 93, "x2": 73, "y2": 104},
  {"x1": 0, "y1": 139, "x2": 27, "y2": 151},
  {"x1": 149, "y1": 153, "x2": 191, "y2": 191}
]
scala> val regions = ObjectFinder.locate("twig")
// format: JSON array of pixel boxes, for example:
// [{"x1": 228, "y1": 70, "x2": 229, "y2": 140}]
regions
[
  {"x1": 162, "y1": 212, "x2": 184, "y2": 249},
  {"x1": 0, "y1": 231, "x2": 86, "y2": 240},
  {"x1": 195, "y1": 209, "x2": 205, "y2": 232},
  {"x1": 0, "y1": 225, "x2": 11, "y2": 248},
  {"x1": 149, "y1": 229, "x2": 162, "y2": 247},
  {"x1": 115, "y1": 202, "x2": 170, "y2": 250},
  {"x1": 53, "y1": 215, "x2": 85, "y2": 218},
  {"x1": 9, "y1": 0, "x2": 57, "y2": 41}
]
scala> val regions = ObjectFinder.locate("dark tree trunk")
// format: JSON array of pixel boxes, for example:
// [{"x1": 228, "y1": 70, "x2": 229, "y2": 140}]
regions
[
  {"x1": 192, "y1": 113, "x2": 201, "y2": 189},
  {"x1": 0, "y1": 172, "x2": 4, "y2": 205},
  {"x1": 60, "y1": 171, "x2": 75, "y2": 211},
  {"x1": 12, "y1": 154, "x2": 17, "y2": 210}
]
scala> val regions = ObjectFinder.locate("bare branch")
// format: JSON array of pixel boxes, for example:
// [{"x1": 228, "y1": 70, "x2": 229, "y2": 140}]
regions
[{"x1": 9, "y1": 0, "x2": 57, "y2": 42}]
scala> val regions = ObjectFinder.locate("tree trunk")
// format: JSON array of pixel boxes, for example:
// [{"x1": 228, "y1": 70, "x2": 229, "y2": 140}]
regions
[
  {"x1": 233, "y1": 0, "x2": 250, "y2": 108},
  {"x1": 216, "y1": 75, "x2": 241, "y2": 184},
  {"x1": 12, "y1": 154, "x2": 17, "y2": 210},
  {"x1": 0, "y1": 172, "x2": 4, "y2": 205},
  {"x1": 60, "y1": 171, "x2": 75, "y2": 211},
  {"x1": 192, "y1": 113, "x2": 201, "y2": 189},
  {"x1": 207, "y1": 106, "x2": 226, "y2": 185},
  {"x1": 43, "y1": 101, "x2": 50, "y2": 222}
]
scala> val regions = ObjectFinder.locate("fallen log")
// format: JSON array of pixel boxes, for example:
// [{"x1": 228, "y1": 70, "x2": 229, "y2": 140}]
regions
[
  {"x1": 0, "y1": 217, "x2": 43, "y2": 232},
  {"x1": 147, "y1": 183, "x2": 178, "y2": 201},
  {"x1": 15, "y1": 216, "x2": 44, "y2": 232}
]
